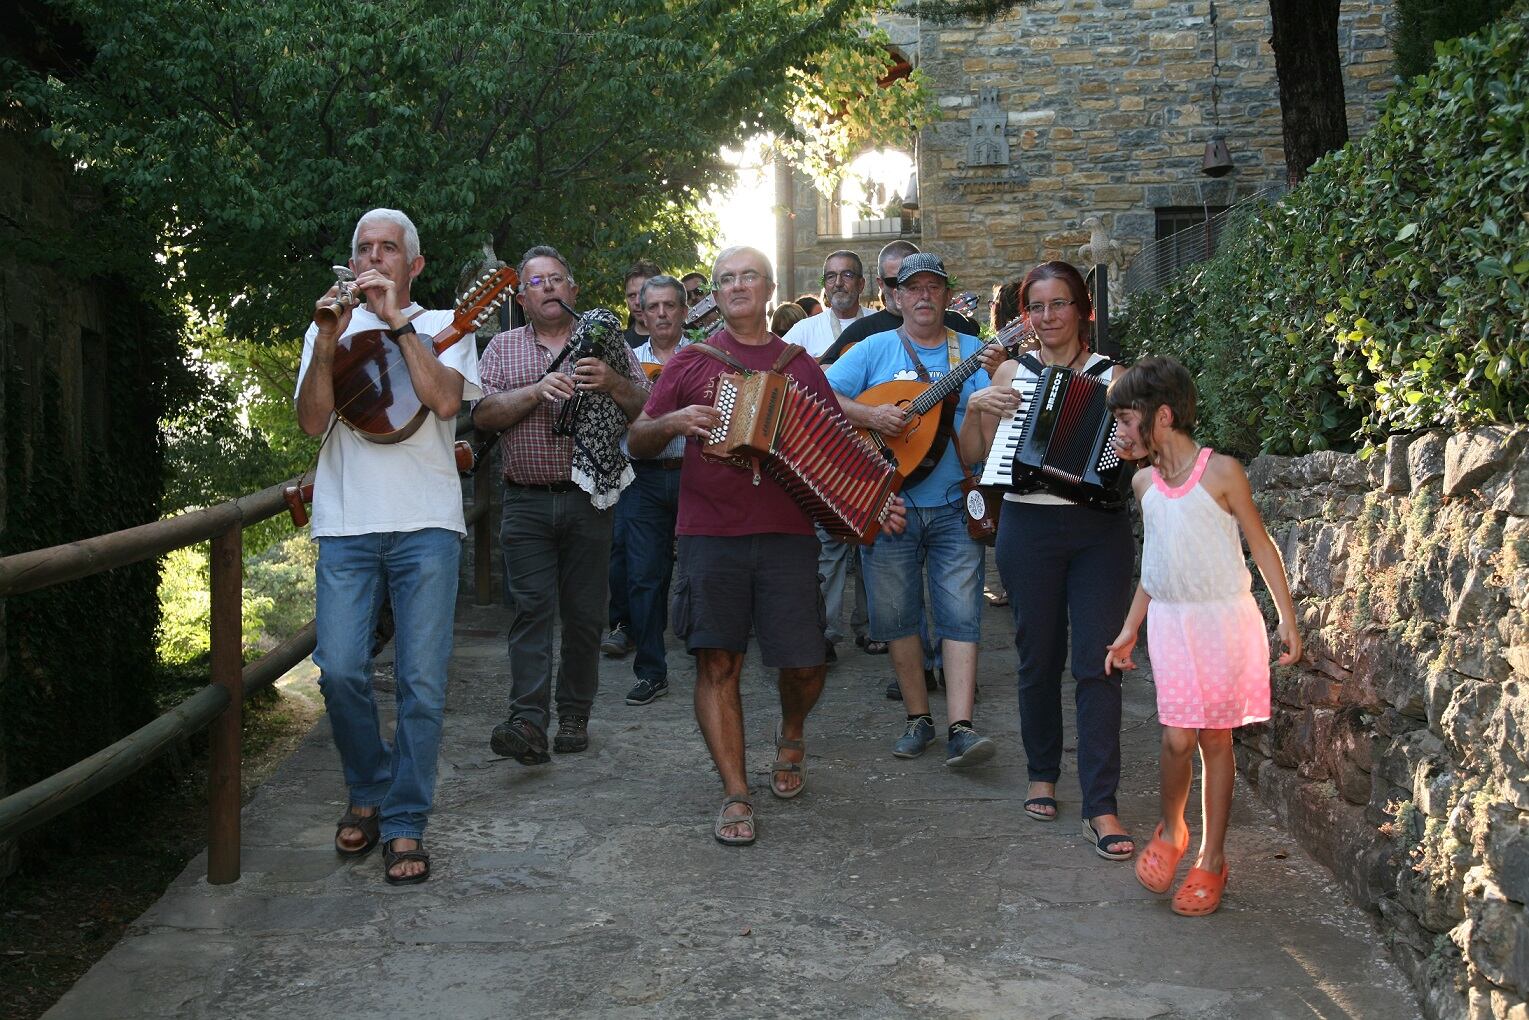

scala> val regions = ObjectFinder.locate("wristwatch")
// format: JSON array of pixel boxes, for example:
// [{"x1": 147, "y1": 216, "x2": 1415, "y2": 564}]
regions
[{"x1": 389, "y1": 321, "x2": 417, "y2": 340}]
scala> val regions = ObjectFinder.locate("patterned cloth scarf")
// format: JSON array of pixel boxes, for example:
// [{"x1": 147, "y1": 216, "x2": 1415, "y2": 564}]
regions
[{"x1": 561, "y1": 308, "x2": 634, "y2": 509}]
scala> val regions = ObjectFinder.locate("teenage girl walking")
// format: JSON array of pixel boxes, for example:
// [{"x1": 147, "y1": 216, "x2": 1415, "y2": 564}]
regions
[{"x1": 1103, "y1": 357, "x2": 1301, "y2": 915}]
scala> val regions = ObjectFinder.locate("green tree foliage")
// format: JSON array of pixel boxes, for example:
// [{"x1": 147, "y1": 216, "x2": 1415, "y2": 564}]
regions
[
  {"x1": 1117, "y1": 9, "x2": 1529, "y2": 456},
  {"x1": 12, "y1": 0, "x2": 932, "y2": 342},
  {"x1": 1393, "y1": 0, "x2": 1514, "y2": 78}
]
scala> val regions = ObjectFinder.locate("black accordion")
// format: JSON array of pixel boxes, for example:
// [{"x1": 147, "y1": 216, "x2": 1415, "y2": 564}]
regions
[{"x1": 978, "y1": 362, "x2": 1128, "y2": 509}]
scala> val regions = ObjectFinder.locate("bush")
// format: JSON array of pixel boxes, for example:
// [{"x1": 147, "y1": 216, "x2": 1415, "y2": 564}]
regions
[
  {"x1": 157, "y1": 535, "x2": 317, "y2": 667},
  {"x1": 1118, "y1": 8, "x2": 1529, "y2": 456}
]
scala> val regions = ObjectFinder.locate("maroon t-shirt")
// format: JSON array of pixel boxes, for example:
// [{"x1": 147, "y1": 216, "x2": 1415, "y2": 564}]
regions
[{"x1": 643, "y1": 330, "x2": 839, "y2": 537}]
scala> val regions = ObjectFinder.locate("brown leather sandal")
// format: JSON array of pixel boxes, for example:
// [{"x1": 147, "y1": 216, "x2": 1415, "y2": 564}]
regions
[
  {"x1": 334, "y1": 808, "x2": 380, "y2": 858},
  {"x1": 382, "y1": 838, "x2": 431, "y2": 885}
]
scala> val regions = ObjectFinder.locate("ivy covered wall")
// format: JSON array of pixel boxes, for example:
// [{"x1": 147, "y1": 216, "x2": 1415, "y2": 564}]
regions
[{"x1": 0, "y1": 124, "x2": 192, "y2": 875}]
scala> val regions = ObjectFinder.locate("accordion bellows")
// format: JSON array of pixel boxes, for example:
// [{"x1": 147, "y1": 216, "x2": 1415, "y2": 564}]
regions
[{"x1": 704, "y1": 371, "x2": 899, "y2": 544}]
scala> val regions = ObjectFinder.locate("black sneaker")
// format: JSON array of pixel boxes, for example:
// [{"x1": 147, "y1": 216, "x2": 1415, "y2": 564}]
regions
[
  {"x1": 625, "y1": 677, "x2": 670, "y2": 706},
  {"x1": 885, "y1": 678, "x2": 902, "y2": 701},
  {"x1": 490, "y1": 717, "x2": 550, "y2": 766},
  {"x1": 824, "y1": 640, "x2": 838, "y2": 665},
  {"x1": 553, "y1": 715, "x2": 589, "y2": 754},
  {"x1": 600, "y1": 625, "x2": 632, "y2": 657}
]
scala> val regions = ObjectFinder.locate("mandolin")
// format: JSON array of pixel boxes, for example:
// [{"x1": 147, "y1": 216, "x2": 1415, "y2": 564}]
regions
[
  {"x1": 857, "y1": 317, "x2": 1036, "y2": 484},
  {"x1": 332, "y1": 266, "x2": 517, "y2": 443}
]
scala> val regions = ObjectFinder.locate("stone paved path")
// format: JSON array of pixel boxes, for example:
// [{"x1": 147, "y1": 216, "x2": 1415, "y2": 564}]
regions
[{"x1": 48, "y1": 585, "x2": 1420, "y2": 1019}]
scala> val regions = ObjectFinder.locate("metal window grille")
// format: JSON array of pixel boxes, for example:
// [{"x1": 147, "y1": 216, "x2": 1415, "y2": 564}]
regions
[{"x1": 1122, "y1": 184, "x2": 1287, "y2": 296}]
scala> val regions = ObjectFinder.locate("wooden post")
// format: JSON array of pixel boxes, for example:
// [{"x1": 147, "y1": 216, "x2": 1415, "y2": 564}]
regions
[
  {"x1": 207, "y1": 526, "x2": 243, "y2": 884},
  {"x1": 474, "y1": 430, "x2": 493, "y2": 606}
]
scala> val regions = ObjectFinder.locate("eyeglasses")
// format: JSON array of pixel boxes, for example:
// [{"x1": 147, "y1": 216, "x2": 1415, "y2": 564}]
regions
[
  {"x1": 881, "y1": 275, "x2": 900, "y2": 289},
  {"x1": 527, "y1": 273, "x2": 569, "y2": 289},
  {"x1": 1025, "y1": 299, "x2": 1075, "y2": 317},
  {"x1": 686, "y1": 288, "x2": 704, "y2": 303},
  {"x1": 900, "y1": 283, "x2": 946, "y2": 298},
  {"x1": 717, "y1": 270, "x2": 764, "y2": 288},
  {"x1": 822, "y1": 270, "x2": 862, "y2": 283}
]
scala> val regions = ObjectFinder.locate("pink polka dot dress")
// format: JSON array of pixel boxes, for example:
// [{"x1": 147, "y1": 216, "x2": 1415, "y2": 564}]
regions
[{"x1": 1140, "y1": 447, "x2": 1271, "y2": 729}]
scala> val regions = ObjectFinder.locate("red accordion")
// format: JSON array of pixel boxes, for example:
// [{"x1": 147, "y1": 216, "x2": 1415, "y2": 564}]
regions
[{"x1": 704, "y1": 370, "x2": 900, "y2": 544}]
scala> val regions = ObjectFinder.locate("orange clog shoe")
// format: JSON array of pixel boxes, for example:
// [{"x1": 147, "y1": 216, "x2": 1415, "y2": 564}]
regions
[
  {"x1": 1135, "y1": 822, "x2": 1189, "y2": 894},
  {"x1": 1171, "y1": 862, "x2": 1229, "y2": 916}
]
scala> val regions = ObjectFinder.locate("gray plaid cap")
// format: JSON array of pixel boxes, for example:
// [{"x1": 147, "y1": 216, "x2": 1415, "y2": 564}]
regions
[{"x1": 895, "y1": 252, "x2": 949, "y2": 287}]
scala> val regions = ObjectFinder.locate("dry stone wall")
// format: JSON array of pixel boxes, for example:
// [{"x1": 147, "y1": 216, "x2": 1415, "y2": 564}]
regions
[{"x1": 1243, "y1": 427, "x2": 1529, "y2": 1020}]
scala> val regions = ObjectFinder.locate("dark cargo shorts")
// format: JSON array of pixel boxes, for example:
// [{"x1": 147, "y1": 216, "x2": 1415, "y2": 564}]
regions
[{"x1": 671, "y1": 533, "x2": 826, "y2": 669}]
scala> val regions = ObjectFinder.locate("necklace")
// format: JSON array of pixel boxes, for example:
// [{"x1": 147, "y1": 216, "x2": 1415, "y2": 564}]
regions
[
  {"x1": 1156, "y1": 446, "x2": 1202, "y2": 485},
  {"x1": 1040, "y1": 342, "x2": 1089, "y2": 370}
]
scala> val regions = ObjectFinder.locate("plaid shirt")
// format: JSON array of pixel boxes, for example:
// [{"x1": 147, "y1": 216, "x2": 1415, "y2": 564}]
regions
[{"x1": 479, "y1": 323, "x2": 646, "y2": 484}]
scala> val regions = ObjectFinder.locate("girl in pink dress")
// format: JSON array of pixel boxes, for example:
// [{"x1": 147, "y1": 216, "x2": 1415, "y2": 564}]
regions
[{"x1": 1103, "y1": 358, "x2": 1301, "y2": 916}]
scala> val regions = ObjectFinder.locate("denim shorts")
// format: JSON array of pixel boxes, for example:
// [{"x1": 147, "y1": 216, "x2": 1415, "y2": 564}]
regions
[
  {"x1": 860, "y1": 502, "x2": 984, "y2": 644},
  {"x1": 672, "y1": 533, "x2": 826, "y2": 668}
]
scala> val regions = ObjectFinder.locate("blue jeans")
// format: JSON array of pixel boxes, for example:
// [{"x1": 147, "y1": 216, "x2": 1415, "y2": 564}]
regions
[
  {"x1": 861, "y1": 502, "x2": 984, "y2": 644},
  {"x1": 625, "y1": 464, "x2": 682, "y2": 682},
  {"x1": 315, "y1": 528, "x2": 461, "y2": 843}
]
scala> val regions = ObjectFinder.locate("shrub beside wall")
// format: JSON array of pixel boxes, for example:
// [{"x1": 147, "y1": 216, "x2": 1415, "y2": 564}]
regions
[{"x1": 1118, "y1": 8, "x2": 1529, "y2": 459}]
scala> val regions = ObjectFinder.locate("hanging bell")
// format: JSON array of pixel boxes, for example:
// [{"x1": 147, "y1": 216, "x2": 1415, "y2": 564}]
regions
[
  {"x1": 1201, "y1": 135, "x2": 1234, "y2": 177},
  {"x1": 901, "y1": 169, "x2": 919, "y2": 211}
]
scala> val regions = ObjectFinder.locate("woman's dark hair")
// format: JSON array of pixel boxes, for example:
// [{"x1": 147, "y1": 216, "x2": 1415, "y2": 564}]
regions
[
  {"x1": 1019, "y1": 260, "x2": 1094, "y2": 329},
  {"x1": 1107, "y1": 356, "x2": 1198, "y2": 435}
]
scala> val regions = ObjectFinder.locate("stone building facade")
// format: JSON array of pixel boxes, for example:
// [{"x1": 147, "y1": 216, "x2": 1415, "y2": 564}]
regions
[
  {"x1": 779, "y1": 0, "x2": 1397, "y2": 316},
  {"x1": 1245, "y1": 428, "x2": 1529, "y2": 1020}
]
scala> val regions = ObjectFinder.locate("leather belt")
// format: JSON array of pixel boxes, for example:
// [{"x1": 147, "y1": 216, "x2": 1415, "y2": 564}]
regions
[
  {"x1": 633, "y1": 458, "x2": 685, "y2": 470},
  {"x1": 503, "y1": 479, "x2": 577, "y2": 493}
]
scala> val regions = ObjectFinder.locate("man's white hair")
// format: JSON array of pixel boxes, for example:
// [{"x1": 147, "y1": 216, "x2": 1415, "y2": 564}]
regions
[
  {"x1": 352, "y1": 208, "x2": 421, "y2": 262},
  {"x1": 711, "y1": 245, "x2": 774, "y2": 286}
]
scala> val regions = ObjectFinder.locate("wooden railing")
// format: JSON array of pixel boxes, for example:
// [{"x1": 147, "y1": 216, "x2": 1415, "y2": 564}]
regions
[{"x1": 0, "y1": 432, "x2": 496, "y2": 884}]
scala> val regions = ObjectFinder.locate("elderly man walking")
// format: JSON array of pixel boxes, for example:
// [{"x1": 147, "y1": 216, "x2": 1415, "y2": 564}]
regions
[
  {"x1": 628, "y1": 246, "x2": 900, "y2": 844},
  {"x1": 474, "y1": 245, "x2": 648, "y2": 765},
  {"x1": 828, "y1": 252, "x2": 996, "y2": 767},
  {"x1": 296, "y1": 208, "x2": 481, "y2": 885}
]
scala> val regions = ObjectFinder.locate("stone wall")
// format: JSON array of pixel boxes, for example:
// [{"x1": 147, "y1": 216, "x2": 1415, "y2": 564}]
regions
[
  {"x1": 1243, "y1": 427, "x2": 1529, "y2": 1020},
  {"x1": 789, "y1": 0, "x2": 1397, "y2": 315}
]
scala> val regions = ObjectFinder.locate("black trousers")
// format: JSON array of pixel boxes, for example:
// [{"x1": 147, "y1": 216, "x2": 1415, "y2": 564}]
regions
[{"x1": 996, "y1": 500, "x2": 1134, "y2": 820}]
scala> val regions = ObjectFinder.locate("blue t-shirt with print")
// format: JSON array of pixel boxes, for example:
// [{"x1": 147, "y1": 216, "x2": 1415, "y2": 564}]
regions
[{"x1": 825, "y1": 328, "x2": 990, "y2": 508}]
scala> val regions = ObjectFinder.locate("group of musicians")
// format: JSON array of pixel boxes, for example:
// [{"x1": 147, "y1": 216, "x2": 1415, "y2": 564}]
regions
[{"x1": 301, "y1": 207, "x2": 1134, "y2": 882}]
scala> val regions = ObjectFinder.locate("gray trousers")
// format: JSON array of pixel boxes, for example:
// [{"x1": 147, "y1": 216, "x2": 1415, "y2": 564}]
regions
[
  {"x1": 816, "y1": 524, "x2": 869, "y2": 644},
  {"x1": 500, "y1": 484, "x2": 614, "y2": 730}
]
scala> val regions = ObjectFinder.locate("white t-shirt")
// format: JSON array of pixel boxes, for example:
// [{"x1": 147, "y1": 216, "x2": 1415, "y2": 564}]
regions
[
  {"x1": 782, "y1": 307, "x2": 871, "y2": 358},
  {"x1": 297, "y1": 303, "x2": 483, "y2": 537}
]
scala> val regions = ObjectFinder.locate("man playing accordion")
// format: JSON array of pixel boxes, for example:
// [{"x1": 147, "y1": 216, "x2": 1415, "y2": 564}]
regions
[{"x1": 628, "y1": 246, "x2": 899, "y2": 846}]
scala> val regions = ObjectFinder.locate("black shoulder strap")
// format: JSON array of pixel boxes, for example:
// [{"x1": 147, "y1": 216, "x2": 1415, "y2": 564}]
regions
[
  {"x1": 1017, "y1": 353, "x2": 1046, "y2": 376},
  {"x1": 1084, "y1": 356, "x2": 1115, "y2": 378},
  {"x1": 690, "y1": 341, "x2": 750, "y2": 374}
]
